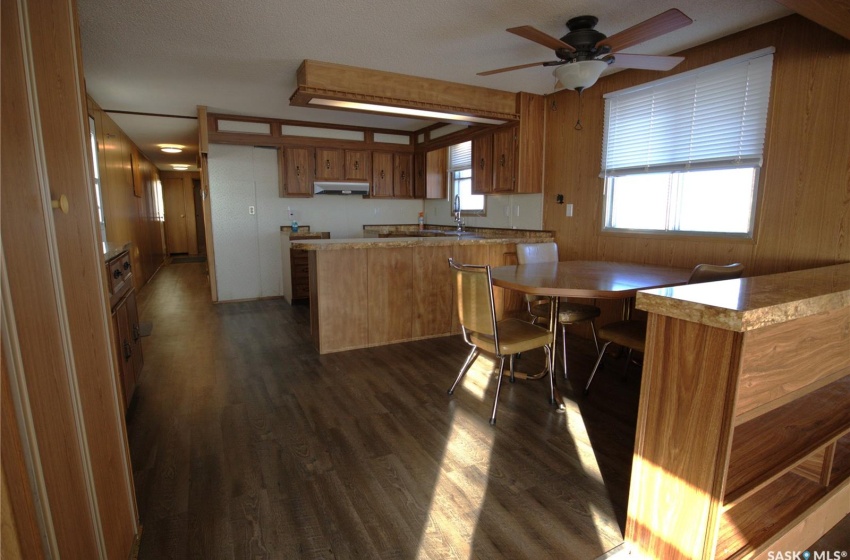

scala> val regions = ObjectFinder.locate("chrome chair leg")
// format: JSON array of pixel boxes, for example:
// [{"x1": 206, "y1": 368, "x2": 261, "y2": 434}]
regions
[
  {"x1": 622, "y1": 348, "x2": 633, "y2": 379},
  {"x1": 561, "y1": 324, "x2": 568, "y2": 379},
  {"x1": 545, "y1": 346, "x2": 556, "y2": 405},
  {"x1": 448, "y1": 347, "x2": 479, "y2": 395},
  {"x1": 490, "y1": 356, "x2": 507, "y2": 425},
  {"x1": 509, "y1": 354, "x2": 516, "y2": 383},
  {"x1": 584, "y1": 341, "x2": 613, "y2": 395},
  {"x1": 589, "y1": 320, "x2": 600, "y2": 354}
]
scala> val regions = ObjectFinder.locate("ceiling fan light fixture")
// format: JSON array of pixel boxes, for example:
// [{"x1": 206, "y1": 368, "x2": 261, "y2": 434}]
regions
[{"x1": 552, "y1": 60, "x2": 609, "y2": 91}]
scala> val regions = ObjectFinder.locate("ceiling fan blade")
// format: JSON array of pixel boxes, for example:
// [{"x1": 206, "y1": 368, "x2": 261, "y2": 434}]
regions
[
  {"x1": 598, "y1": 9, "x2": 693, "y2": 52},
  {"x1": 507, "y1": 26, "x2": 576, "y2": 52},
  {"x1": 606, "y1": 53, "x2": 685, "y2": 71},
  {"x1": 477, "y1": 60, "x2": 556, "y2": 76}
]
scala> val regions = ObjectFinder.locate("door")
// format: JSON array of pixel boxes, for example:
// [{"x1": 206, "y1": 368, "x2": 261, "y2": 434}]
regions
[
  {"x1": 163, "y1": 177, "x2": 189, "y2": 254},
  {"x1": 193, "y1": 179, "x2": 207, "y2": 254}
]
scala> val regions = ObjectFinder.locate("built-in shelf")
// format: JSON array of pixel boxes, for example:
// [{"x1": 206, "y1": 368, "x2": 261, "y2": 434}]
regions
[{"x1": 724, "y1": 374, "x2": 850, "y2": 507}]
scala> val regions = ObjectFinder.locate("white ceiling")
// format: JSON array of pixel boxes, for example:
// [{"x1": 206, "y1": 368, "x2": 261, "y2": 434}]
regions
[{"x1": 76, "y1": 0, "x2": 792, "y2": 171}]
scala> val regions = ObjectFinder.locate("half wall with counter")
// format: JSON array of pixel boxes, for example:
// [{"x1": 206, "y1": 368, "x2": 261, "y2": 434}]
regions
[
  {"x1": 292, "y1": 232, "x2": 553, "y2": 354},
  {"x1": 625, "y1": 263, "x2": 850, "y2": 559}
]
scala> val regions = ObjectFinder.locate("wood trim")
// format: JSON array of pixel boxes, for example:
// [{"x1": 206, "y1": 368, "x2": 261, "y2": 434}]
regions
[
  {"x1": 197, "y1": 105, "x2": 209, "y2": 154},
  {"x1": 772, "y1": 0, "x2": 850, "y2": 42},
  {"x1": 199, "y1": 153, "x2": 218, "y2": 302}
]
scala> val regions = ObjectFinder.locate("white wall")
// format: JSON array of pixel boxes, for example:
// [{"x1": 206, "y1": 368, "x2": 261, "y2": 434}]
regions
[{"x1": 423, "y1": 193, "x2": 544, "y2": 230}]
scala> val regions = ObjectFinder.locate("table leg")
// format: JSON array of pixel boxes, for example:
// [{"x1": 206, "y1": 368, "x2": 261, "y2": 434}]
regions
[{"x1": 549, "y1": 296, "x2": 566, "y2": 411}]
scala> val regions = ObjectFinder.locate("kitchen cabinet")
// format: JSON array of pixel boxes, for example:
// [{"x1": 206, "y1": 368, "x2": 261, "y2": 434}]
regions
[
  {"x1": 414, "y1": 150, "x2": 447, "y2": 199},
  {"x1": 471, "y1": 133, "x2": 494, "y2": 194},
  {"x1": 314, "y1": 147, "x2": 343, "y2": 181},
  {"x1": 280, "y1": 146, "x2": 314, "y2": 197},
  {"x1": 469, "y1": 92, "x2": 544, "y2": 195},
  {"x1": 394, "y1": 153, "x2": 413, "y2": 198},
  {"x1": 344, "y1": 150, "x2": 371, "y2": 181},
  {"x1": 289, "y1": 231, "x2": 330, "y2": 301},
  {"x1": 107, "y1": 248, "x2": 143, "y2": 410},
  {"x1": 371, "y1": 151, "x2": 394, "y2": 197},
  {"x1": 492, "y1": 126, "x2": 516, "y2": 193}
]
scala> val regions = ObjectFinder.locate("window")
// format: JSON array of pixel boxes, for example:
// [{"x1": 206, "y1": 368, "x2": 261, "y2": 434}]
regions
[
  {"x1": 88, "y1": 115, "x2": 107, "y2": 242},
  {"x1": 601, "y1": 47, "x2": 774, "y2": 237},
  {"x1": 449, "y1": 141, "x2": 484, "y2": 213}
]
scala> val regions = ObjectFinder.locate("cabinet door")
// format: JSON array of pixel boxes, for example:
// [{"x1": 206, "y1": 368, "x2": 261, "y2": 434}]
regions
[
  {"x1": 492, "y1": 127, "x2": 516, "y2": 193},
  {"x1": 345, "y1": 150, "x2": 371, "y2": 181},
  {"x1": 394, "y1": 153, "x2": 413, "y2": 198},
  {"x1": 372, "y1": 152, "x2": 394, "y2": 197},
  {"x1": 314, "y1": 148, "x2": 343, "y2": 181},
  {"x1": 471, "y1": 134, "x2": 493, "y2": 194},
  {"x1": 426, "y1": 149, "x2": 447, "y2": 199},
  {"x1": 414, "y1": 152, "x2": 426, "y2": 199},
  {"x1": 125, "y1": 290, "x2": 144, "y2": 379},
  {"x1": 112, "y1": 301, "x2": 135, "y2": 409},
  {"x1": 282, "y1": 147, "x2": 314, "y2": 197}
]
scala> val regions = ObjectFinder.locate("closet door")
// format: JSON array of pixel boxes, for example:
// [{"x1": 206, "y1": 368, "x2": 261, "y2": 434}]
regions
[
  {"x1": 208, "y1": 144, "x2": 261, "y2": 301},
  {"x1": 254, "y1": 147, "x2": 284, "y2": 298}
]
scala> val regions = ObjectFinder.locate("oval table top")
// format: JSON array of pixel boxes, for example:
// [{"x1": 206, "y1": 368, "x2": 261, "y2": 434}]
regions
[{"x1": 489, "y1": 260, "x2": 692, "y2": 299}]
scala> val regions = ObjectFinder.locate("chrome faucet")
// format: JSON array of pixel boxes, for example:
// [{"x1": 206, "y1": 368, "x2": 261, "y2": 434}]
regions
[{"x1": 453, "y1": 194, "x2": 464, "y2": 232}]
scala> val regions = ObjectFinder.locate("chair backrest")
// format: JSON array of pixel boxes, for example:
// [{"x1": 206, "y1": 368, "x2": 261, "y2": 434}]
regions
[
  {"x1": 449, "y1": 259, "x2": 498, "y2": 339},
  {"x1": 688, "y1": 263, "x2": 745, "y2": 284},
  {"x1": 516, "y1": 242, "x2": 558, "y2": 265}
]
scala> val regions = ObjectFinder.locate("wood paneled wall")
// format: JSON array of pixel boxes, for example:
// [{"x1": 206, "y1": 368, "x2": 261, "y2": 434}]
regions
[
  {"x1": 543, "y1": 15, "x2": 850, "y2": 279},
  {"x1": 87, "y1": 97, "x2": 166, "y2": 289}
]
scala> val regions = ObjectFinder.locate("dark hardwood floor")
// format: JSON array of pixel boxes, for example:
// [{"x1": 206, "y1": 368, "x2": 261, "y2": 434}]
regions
[{"x1": 129, "y1": 262, "x2": 849, "y2": 559}]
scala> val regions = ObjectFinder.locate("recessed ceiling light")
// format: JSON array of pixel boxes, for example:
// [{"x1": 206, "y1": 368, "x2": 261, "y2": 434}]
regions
[
  {"x1": 172, "y1": 164, "x2": 189, "y2": 170},
  {"x1": 160, "y1": 145, "x2": 183, "y2": 153}
]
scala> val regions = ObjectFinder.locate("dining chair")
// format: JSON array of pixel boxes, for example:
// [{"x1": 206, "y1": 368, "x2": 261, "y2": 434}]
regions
[
  {"x1": 446, "y1": 258, "x2": 554, "y2": 425},
  {"x1": 516, "y1": 242, "x2": 600, "y2": 379},
  {"x1": 583, "y1": 262, "x2": 744, "y2": 395}
]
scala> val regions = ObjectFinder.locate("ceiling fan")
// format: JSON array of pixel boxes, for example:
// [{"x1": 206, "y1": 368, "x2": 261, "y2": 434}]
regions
[{"x1": 479, "y1": 8, "x2": 693, "y2": 92}]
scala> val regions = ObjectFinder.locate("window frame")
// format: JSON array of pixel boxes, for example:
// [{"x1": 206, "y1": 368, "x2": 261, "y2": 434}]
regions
[
  {"x1": 599, "y1": 48, "x2": 774, "y2": 239},
  {"x1": 447, "y1": 141, "x2": 485, "y2": 216}
]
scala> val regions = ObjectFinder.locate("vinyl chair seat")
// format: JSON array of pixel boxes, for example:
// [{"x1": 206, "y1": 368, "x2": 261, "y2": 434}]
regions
[
  {"x1": 530, "y1": 301, "x2": 601, "y2": 324},
  {"x1": 470, "y1": 319, "x2": 553, "y2": 356},
  {"x1": 597, "y1": 320, "x2": 646, "y2": 353}
]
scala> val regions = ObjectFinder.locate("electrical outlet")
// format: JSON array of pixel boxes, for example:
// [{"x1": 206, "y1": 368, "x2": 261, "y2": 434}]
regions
[
  {"x1": 249, "y1": 206, "x2": 256, "y2": 215},
  {"x1": 566, "y1": 204, "x2": 574, "y2": 217}
]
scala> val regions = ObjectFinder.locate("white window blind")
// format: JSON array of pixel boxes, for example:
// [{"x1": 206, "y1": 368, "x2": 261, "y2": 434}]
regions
[
  {"x1": 449, "y1": 141, "x2": 472, "y2": 170},
  {"x1": 601, "y1": 48, "x2": 774, "y2": 176}
]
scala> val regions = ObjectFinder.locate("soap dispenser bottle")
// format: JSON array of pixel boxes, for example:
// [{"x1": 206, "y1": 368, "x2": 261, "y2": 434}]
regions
[
  {"x1": 418, "y1": 211, "x2": 425, "y2": 231},
  {"x1": 289, "y1": 208, "x2": 298, "y2": 233}
]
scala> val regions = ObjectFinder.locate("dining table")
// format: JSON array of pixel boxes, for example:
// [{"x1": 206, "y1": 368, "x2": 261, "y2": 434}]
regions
[{"x1": 489, "y1": 260, "x2": 692, "y2": 408}]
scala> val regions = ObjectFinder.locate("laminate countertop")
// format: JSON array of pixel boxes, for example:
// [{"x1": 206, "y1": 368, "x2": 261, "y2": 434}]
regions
[
  {"x1": 636, "y1": 262, "x2": 850, "y2": 332},
  {"x1": 290, "y1": 235, "x2": 553, "y2": 251},
  {"x1": 103, "y1": 241, "x2": 131, "y2": 262}
]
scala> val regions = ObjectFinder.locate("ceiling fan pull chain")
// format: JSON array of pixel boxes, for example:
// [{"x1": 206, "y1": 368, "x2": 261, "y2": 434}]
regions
[{"x1": 574, "y1": 89, "x2": 584, "y2": 131}]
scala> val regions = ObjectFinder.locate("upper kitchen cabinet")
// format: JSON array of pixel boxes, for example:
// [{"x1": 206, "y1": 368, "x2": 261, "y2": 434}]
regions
[
  {"x1": 471, "y1": 133, "x2": 494, "y2": 194},
  {"x1": 315, "y1": 148, "x2": 372, "y2": 182},
  {"x1": 314, "y1": 147, "x2": 343, "y2": 181},
  {"x1": 372, "y1": 151, "x2": 394, "y2": 197},
  {"x1": 469, "y1": 92, "x2": 544, "y2": 195},
  {"x1": 414, "y1": 149, "x2": 447, "y2": 199},
  {"x1": 394, "y1": 153, "x2": 413, "y2": 198},
  {"x1": 280, "y1": 146, "x2": 314, "y2": 197},
  {"x1": 492, "y1": 126, "x2": 516, "y2": 193},
  {"x1": 345, "y1": 150, "x2": 371, "y2": 181},
  {"x1": 514, "y1": 91, "x2": 544, "y2": 194}
]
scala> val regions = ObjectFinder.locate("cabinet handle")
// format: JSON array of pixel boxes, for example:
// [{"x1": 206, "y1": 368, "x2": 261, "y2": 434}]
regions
[
  {"x1": 113, "y1": 269, "x2": 122, "y2": 279},
  {"x1": 401, "y1": 171, "x2": 406, "y2": 181},
  {"x1": 132, "y1": 324, "x2": 140, "y2": 341},
  {"x1": 123, "y1": 261, "x2": 131, "y2": 270},
  {"x1": 480, "y1": 158, "x2": 485, "y2": 170},
  {"x1": 500, "y1": 154, "x2": 506, "y2": 167},
  {"x1": 380, "y1": 169, "x2": 385, "y2": 179},
  {"x1": 123, "y1": 340, "x2": 132, "y2": 360},
  {"x1": 354, "y1": 160, "x2": 359, "y2": 171},
  {"x1": 325, "y1": 159, "x2": 331, "y2": 169},
  {"x1": 295, "y1": 165, "x2": 300, "y2": 177}
]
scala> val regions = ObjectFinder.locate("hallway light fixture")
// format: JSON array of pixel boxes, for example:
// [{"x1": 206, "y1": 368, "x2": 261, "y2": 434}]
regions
[
  {"x1": 171, "y1": 164, "x2": 189, "y2": 170},
  {"x1": 290, "y1": 60, "x2": 519, "y2": 125},
  {"x1": 160, "y1": 145, "x2": 183, "y2": 153}
]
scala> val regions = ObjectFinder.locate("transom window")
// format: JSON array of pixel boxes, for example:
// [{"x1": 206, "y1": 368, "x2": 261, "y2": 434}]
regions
[{"x1": 601, "y1": 47, "x2": 774, "y2": 237}]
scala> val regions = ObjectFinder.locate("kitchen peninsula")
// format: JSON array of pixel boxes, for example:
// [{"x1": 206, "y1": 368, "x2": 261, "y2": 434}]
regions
[{"x1": 292, "y1": 226, "x2": 554, "y2": 353}]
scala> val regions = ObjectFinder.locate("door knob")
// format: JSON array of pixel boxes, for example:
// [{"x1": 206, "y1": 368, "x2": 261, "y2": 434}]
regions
[{"x1": 51, "y1": 195, "x2": 69, "y2": 214}]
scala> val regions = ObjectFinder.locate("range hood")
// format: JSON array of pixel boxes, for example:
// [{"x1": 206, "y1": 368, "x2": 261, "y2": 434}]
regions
[{"x1": 314, "y1": 182, "x2": 370, "y2": 195}]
